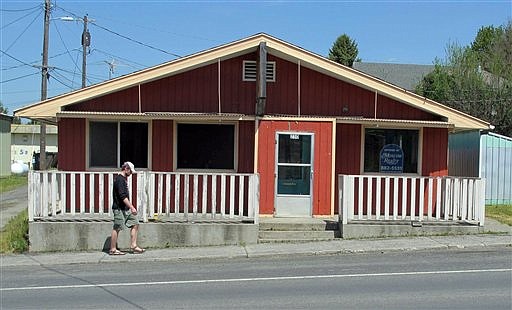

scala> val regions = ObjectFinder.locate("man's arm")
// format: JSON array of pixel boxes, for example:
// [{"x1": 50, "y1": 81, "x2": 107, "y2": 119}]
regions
[{"x1": 122, "y1": 197, "x2": 137, "y2": 215}]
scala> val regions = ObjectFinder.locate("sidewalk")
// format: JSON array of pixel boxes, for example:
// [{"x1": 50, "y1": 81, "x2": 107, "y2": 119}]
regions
[{"x1": 1, "y1": 232, "x2": 510, "y2": 267}]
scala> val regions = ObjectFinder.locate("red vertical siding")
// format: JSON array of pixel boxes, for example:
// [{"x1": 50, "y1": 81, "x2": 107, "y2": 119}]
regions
[
  {"x1": 220, "y1": 54, "x2": 257, "y2": 114},
  {"x1": 66, "y1": 86, "x2": 139, "y2": 112},
  {"x1": 257, "y1": 120, "x2": 333, "y2": 216},
  {"x1": 334, "y1": 124, "x2": 362, "y2": 215},
  {"x1": 58, "y1": 118, "x2": 86, "y2": 171},
  {"x1": 238, "y1": 121, "x2": 255, "y2": 173},
  {"x1": 152, "y1": 120, "x2": 173, "y2": 171},
  {"x1": 266, "y1": 55, "x2": 299, "y2": 115},
  {"x1": 335, "y1": 124, "x2": 362, "y2": 175},
  {"x1": 422, "y1": 128, "x2": 448, "y2": 176}
]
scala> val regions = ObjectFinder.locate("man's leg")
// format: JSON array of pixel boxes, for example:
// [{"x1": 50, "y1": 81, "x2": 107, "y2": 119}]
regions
[
  {"x1": 110, "y1": 229, "x2": 120, "y2": 252},
  {"x1": 130, "y1": 224, "x2": 139, "y2": 249}
]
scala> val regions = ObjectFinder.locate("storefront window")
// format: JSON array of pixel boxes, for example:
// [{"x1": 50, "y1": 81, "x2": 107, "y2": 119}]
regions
[{"x1": 364, "y1": 128, "x2": 419, "y2": 173}]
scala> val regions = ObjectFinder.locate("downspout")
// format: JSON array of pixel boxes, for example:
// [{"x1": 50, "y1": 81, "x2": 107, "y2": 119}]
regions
[
  {"x1": 297, "y1": 60, "x2": 301, "y2": 116},
  {"x1": 218, "y1": 58, "x2": 221, "y2": 114},
  {"x1": 255, "y1": 42, "x2": 267, "y2": 117},
  {"x1": 374, "y1": 90, "x2": 378, "y2": 119},
  {"x1": 138, "y1": 84, "x2": 142, "y2": 113}
]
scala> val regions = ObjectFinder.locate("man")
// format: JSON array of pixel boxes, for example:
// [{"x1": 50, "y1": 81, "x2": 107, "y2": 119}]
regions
[{"x1": 109, "y1": 161, "x2": 145, "y2": 255}]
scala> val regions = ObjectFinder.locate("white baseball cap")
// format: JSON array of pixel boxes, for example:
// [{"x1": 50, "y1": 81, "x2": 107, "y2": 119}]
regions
[{"x1": 122, "y1": 161, "x2": 136, "y2": 173}]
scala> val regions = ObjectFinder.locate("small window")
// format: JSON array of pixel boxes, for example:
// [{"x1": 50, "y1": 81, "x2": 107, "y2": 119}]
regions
[
  {"x1": 364, "y1": 128, "x2": 419, "y2": 173},
  {"x1": 89, "y1": 121, "x2": 148, "y2": 169},
  {"x1": 177, "y1": 123, "x2": 235, "y2": 170},
  {"x1": 243, "y1": 60, "x2": 275, "y2": 82}
]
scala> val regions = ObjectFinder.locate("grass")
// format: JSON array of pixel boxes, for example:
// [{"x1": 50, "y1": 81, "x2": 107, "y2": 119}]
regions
[
  {"x1": 486, "y1": 204, "x2": 512, "y2": 226},
  {"x1": 0, "y1": 175, "x2": 28, "y2": 193},
  {"x1": 0, "y1": 209, "x2": 29, "y2": 253}
]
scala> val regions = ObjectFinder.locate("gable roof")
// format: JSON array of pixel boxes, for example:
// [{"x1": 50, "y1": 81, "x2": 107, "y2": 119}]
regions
[
  {"x1": 353, "y1": 62, "x2": 434, "y2": 91},
  {"x1": 15, "y1": 33, "x2": 492, "y2": 131}
]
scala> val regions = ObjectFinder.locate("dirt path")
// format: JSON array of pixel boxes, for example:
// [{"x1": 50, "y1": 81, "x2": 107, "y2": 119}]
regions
[{"x1": 0, "y1": 185, "x2": 28, "y2": 230}]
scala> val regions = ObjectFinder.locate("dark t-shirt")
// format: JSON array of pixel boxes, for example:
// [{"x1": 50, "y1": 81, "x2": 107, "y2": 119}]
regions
[{"x1": 113, "y1": 174, "x2": 129, "y2": 210}]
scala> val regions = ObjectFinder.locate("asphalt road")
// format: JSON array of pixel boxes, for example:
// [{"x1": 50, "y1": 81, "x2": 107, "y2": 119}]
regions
[{"x1": 1, "y1": 247, "x2": 511, "y2": 309}]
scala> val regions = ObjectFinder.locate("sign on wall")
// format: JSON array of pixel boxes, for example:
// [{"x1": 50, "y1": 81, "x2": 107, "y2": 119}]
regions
[{"x1": 379, "y1": 144, "x2": 404, "y2": 173}]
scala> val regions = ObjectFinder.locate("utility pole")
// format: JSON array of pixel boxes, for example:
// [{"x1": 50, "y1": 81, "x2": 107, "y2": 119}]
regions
[
  {"x1": 39, "y1": 0, "x2": 51, "y2": 170},
  {"x1": 81, "y1": 15, "x2": 90, "y2": 88}
]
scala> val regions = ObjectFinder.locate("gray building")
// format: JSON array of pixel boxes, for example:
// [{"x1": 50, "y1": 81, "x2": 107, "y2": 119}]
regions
[{"x1": 0, "y1": 113, "x2": 13, "y2": 177}]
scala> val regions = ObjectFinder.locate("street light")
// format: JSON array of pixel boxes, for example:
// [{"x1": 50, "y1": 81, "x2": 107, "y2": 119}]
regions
[{"x1": 58, "y1": 15, "x2": 92, "y2": 88}]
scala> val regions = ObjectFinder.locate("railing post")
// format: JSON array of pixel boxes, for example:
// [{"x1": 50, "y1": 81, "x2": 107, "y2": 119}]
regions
[
  {"x1": 28, "y1": 171, "x2": 34, "y2": 222},
  {"x1": 477, "y1": 178, "x2": 486, "y2": 226}
]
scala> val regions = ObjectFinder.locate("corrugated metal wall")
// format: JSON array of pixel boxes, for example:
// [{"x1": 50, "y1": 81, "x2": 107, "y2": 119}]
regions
[
  {"x1": 481, "y1": 132, "x2": 512, "y2": 204},
  {"x1": 449, "y1": 131, "x2": 512, "y2": 204}
]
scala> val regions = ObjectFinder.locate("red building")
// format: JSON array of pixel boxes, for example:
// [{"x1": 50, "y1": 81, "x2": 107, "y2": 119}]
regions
[{"x1": 17, "y1": 33, "x2": 491, "y2": 219}]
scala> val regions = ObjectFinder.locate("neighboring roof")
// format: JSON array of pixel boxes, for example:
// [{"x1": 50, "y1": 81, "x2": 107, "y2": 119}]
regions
[
  {"x1": 0, "y1": 113, "x2": 13, "y2": 122},
  {"x1": 11, "y1": 124, "x2": 58, "y2": 134},
  {"x1": 15, "y1": 33, "x2": 491, "y2": 131},
  {"x1": 353, "y1": 62, "x2": 434, "y2": 91}
]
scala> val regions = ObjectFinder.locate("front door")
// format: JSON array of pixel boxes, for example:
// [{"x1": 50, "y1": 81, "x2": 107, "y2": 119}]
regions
[{"x1": 275, "y1": 132, "x2": 314, "y2": 217}]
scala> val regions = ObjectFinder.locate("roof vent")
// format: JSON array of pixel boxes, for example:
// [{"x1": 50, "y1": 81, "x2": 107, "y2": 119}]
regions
[{"x1": 243, "y1": 61, "x2": 275, "y2": 82}]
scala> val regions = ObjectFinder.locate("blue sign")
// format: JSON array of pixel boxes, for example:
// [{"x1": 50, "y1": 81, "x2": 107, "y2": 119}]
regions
[{"x1": 379, "y1": 144, "x2": 404, "y2": 173}]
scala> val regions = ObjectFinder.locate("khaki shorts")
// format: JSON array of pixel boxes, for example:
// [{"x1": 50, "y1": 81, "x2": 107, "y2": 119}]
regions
[{"x1": 113, "y1": 209, "x2": 139, "y2": 230}]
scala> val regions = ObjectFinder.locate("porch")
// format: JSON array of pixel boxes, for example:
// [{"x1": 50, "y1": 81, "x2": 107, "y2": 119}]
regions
[
  {"x1": 27, "y1": 171, "x2": 260, "y2": 252},
  {"x1": 338, "y1": 174, "x2": 486, "y2": 238}
]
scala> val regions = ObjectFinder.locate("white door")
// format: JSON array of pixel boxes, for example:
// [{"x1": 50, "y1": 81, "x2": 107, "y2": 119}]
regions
[{"x1": 274, "y1": 132, "x2": 314, "y2": 217}]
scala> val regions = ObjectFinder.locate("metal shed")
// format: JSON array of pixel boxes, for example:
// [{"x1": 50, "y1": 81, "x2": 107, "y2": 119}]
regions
[{"x1": 449, "y1": 131, "x2": 512, "y2": 204}]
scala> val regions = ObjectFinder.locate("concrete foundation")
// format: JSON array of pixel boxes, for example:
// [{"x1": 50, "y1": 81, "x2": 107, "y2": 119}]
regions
[
  {"x1": 340, "y1": 221, "x2": 481, "y2": 239},
  {"x1": 29, "y1": 221, "x2": 258, "y2": 252}
]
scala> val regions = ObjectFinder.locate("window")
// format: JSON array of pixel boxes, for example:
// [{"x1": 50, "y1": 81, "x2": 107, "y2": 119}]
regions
[
  {"x1": 89, "y1": 121, "x2": 148, "y2": 169},
  {"x1": 364, "y1": 128, "x2": 419, "y2": 173},
  {"x1": 177, "y1": 123, "x2": 235, "y2": 170},
  {"x1": 243, "y1": 60, "x2": 276, "y2": 82}
]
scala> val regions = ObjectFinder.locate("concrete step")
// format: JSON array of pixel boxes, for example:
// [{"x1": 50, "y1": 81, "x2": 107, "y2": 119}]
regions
[
  {"x1": 259, "y1": 221, "x2": 339, "y2": 232},
  {"x1": 258, "y1": 238, "x2": 336, "y2": 244},
  {"x1": 259, "y1": 230, "x2": 338, "y2": 240}
]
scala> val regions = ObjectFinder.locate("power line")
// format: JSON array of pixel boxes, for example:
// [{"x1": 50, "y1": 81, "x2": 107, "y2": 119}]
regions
[
  {"x1": 89, "y1": 21, "x2": 182, "y2": 58},
  {"x1": 4, "y1": 10, "x2": 42, "y2": 53},
  {"x1": 0, "y1": 5, "x2": 40, "y2": 30},
  {"x1": 0, "y1": 5, "x2": 41, "y2": 12},
  {"x1": 0, "y1": 72, "x2": 40, "y2": 84},
  {"x1": 0, "y1": 49, "x2": 37, "y2": 68}
]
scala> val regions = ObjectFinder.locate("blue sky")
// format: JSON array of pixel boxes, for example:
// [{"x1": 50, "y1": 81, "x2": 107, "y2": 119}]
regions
[{"x1": 1, "y1": 0, "x2": 511, "y2": 114}]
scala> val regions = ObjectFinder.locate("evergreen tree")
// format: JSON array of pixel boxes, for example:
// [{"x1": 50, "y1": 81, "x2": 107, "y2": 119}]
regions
[{"x1": 328, "y1": 34, "x2": 359, "y2": 67}]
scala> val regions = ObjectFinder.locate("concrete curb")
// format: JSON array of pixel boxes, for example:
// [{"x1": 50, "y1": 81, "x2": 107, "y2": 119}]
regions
[{"x1": 2, "y1": 234, "x2": 510, "y2": 267}]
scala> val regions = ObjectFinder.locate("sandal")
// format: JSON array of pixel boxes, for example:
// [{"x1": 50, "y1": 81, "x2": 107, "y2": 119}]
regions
[
  {"x1": 109, "y1": 249, "x2": 126, "y2": 256},
  {"x1": 130, "y1": 246, "x2": 145, "y2": 254}
]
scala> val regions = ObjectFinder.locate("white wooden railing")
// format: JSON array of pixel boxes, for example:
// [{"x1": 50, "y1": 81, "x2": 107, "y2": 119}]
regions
[
  {"x1": 338, "y1": 175, "x2": 485, "y2": 226},
  {"x1": 28, "y1": 171, "x2": 260, "y2": 224}
]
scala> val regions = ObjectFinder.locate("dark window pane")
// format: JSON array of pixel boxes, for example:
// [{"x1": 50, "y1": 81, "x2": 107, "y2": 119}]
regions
[
  {"x1": 277, "y1": 166, "x2": 310, "y2": 195},
  {"x1": 90, "y1": 122, "x2": 117, "y2": 167},
  {"x1": 120, "y1": 122, "x2": 148, "y2": 168},
  {"x1": 278, "y1": 134, "x2": 311, "y2": 164},
  {"x1": 364, "y1": 129, "x2": 418, "y2": 173},
  {"x1": 177, "y1": 124, "x2": 234, "y2": 169}
]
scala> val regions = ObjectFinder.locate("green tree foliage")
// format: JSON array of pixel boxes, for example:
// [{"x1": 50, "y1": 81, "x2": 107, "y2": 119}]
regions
[
  {"x1": 328, "y1": 34, "x2": 359, "y2": 67},
  {"x1": 416, "y1": 22, "x2": 512, "y2": 137},
  {"x1": 0, "y1": 101, "x2": 7, "y2": 114}
]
